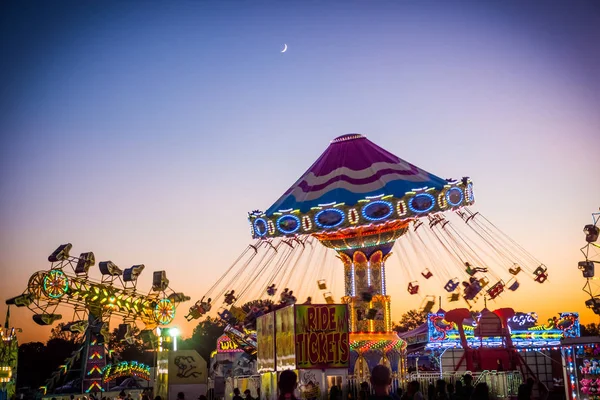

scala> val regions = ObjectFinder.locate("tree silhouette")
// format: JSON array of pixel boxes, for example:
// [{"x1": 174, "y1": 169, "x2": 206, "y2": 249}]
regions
[
  {"x1": 392, "y1": 309, "x2": 428, "y2": 333},
  {"x1": 107, "y1": 325, "x2": 151, "y2": 363},
  {"x1": 49, "y1": 322, "x2": 82, "y2": 343},
  {"x1": 179, "y1": 317, "x2": 224, "y2": 362},
  {"x1": 581, "y1": 323, "x2": 600, "y2": 337},
  {"x1": 17, "y1": 338, "x2": 79, "y2": 391}
]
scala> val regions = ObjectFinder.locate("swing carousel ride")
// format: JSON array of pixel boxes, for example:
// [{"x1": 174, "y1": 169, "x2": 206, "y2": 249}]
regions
[
  {"x1": 5, "y1": 243, "x2": 189, "y2": 394},
  {"x1": 187, "y1": 133, "x2": 549, "y2": 373}
]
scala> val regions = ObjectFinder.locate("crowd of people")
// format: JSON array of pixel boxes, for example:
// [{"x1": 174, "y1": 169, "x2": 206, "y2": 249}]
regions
[
  {"x1": 354, "y1": 366, "x2": 546, "y2": 400},
  {"x1": 51, "y1": 366, "x2": 548, "y2": 400}
]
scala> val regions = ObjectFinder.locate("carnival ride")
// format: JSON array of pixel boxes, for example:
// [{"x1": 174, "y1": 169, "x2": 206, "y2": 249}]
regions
[
  {"x1": 580, "y1": 210, "x2": 600, "y2": 314},
  {"x1": 0, "y1": 309, "x2": 18, "y2": 400},
  {"x1": 424, "y1": 307, "x2": 579, "y2": 376},
  {"x1": 186, "y1": 133, "x2": 549, "y2": 375},
  {"x1": 5, "y1": 243, "x2": 189, "y2": 394}
]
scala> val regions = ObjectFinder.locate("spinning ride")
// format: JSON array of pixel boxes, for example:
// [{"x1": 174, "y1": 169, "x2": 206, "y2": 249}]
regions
[
  {"x1": 0, "y1": 309, "x2": 18, "y2": 400},
  {"x1": 580, "y1": 209, "x2": 600, "y2": 314},
  {"x1": 189, "y1": 133, "x2": 549, "y2": 375},
  {"x1": 5, "y1": 243, "x2": 189, "y2": 394}
]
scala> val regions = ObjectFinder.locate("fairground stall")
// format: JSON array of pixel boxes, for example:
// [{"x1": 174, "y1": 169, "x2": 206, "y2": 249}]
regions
[
  {"x1": 256, "y1": 304, "x2": 350, "y2": 400},
  {"x1": 211, "y1": 335, "x2": 258, "y2": 399},
  {"x1": 561, "y1": 337, "x2": 600, "y2": 400},
  {"x1": 401, "y1": 309, "x2": 579, "y2": 396},
  {"x1": 0, "y1": 310, "x2": 18, "y2": 400}
]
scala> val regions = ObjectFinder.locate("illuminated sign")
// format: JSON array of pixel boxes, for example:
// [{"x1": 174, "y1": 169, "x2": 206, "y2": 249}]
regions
[
  {"x1": 507, "y1": 312, "x2": 538, "y2": 330},
  {"x1": 257, "y1": 312, "x2": 275, "y2": 372},
  {"x1": 217, "y1": 335, "x2": 242, "y2": 353},
  {"x1": 424, "y1": 311, "x2": 579, "y2": 350},
  {"x1": 295, "y1": 304, "x2": 349, "y2": 369},
  {"x1": 102, "y1": 361, "x2": 151, "y2": 383},
  {"x1": 276, "y1": 306, "x2": 296, "y2": 370}
]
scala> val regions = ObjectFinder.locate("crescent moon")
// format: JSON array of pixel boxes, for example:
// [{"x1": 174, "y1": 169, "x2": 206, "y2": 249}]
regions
[{"x1": 281, "y1": 44, "x2": 288, "y2": 53}]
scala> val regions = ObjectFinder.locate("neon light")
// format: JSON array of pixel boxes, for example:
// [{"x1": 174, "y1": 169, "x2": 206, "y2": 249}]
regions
[
  {"x1": 301, "y1": 215, "x2": 312, "y2": 231},
  {"x1": 445, "y1": 187, "x2": 464, "y2": 207},
  {"x1": 102, "y1": 361, "x2": 151, "y2": 383},
  {"x1": 351, "y1": 263, "x2": 356, "y2": 297},
  {"x1": 396, "y1": 200, "x2": 407, "y2": 217},
  {"x1": 43, "y1": 270, "x2": 69, "y2": 299},
  {"x1": 276, "y1": 215, "x2": 301, "y2": 234},
  {"x1": 408, "y1": 193, "x2": 436, "y2": 213},
  {"x1": 466, "y1": 183, "x2": 474, "y2": 203},
  {"x1": 318, "y1": 201, "x2": 337, "y2": 207},
  {"x1": 88, "y1": 366, "x2": 102, "y2": 375},
  {"x1": 381, "y1": 263, "x2": 386, "y2": 295},
  {"x1": 154, "y1": 299, "x2": 176, "y2": 325},
  {"x1": 85, "y1": 382, "x2": 104, "y2": 393},
  {"x1": 425, "y1": 311, "x2": 580, "y2": 349},
  {"x1": 348, "y1": 209, "x2": 359, "y2": 224},
  {"x1": 361, "y1": 200, "x2": 393, "y2": 221},
  {"x1": 253, "y1": 218, "x2": 268, "y2": 237},
  {"x1": 314, "y1": 208, "x2": 345, "y2": 228}
]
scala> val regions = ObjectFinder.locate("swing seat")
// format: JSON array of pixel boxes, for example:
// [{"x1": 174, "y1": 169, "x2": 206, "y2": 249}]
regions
[
  {"x1": 478, "y1": 276, "x2": 490, "y2": 288},
  {"x1": 507, "y1": 278, "x2": 520, "y2": 291},
  {"x1": 534, "y1": 264, "x2": 548, "y2": 283},
  {"x1": 444, "y1": 278, "x2": 459, "y2": 292},
  {"x1": 509, "y1": 265, "x2": 521, "y2": 275},
  {"x1": 317, "y1": 280, "x2": 327, "y2": 290},
  {"x1": 487, "y1": 281, "x2": 505, "y2": 299},
  {"x1": 421, "y1": 297, "x2": 435, "y2": 313},
  {"x1": 421, "y1": 269, "x2": 433, "y2": 279},
  {"x1": 323, "y1": 292, "x2": 334, "y2": 304},
  {"x1": 407, "y1": 282, "x2": 419, "y2": 295},
  {"x1": 448, "y1": 293, "x2": 460, "y2": 302}
]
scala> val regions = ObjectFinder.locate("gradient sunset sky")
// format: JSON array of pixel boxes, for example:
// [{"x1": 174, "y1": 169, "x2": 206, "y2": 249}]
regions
[{"x1": 1, "y1": 0, "x2": 599, "y2": 343}]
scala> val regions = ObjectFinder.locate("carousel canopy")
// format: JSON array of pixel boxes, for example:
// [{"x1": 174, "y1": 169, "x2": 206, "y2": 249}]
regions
[
  {"x1": 249, "y1": 133, "x2": 474, "y2": 239},
  {"x1": 266, "y1": 134, "x2": 449, "y2": 215}
]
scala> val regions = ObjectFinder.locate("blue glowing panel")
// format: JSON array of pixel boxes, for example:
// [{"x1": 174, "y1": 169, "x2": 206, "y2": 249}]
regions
[
  {"x1": 408, "y1": 193, "x2": 435, "y2": 213},
  {"x1": 315, "y1": 209, "x2": 345, "y2": 228},
  {"x1": 253, "y1": 218, "x2": 268, "y2": 236},
  {"x1": 276, "y1": 215, "x2": 300, "y2": 234},
  {"x1": 362, "y1": 201, "x2": 393, "y2": 221},
  {"x1": 446, "y1": 188, "x2": 464, "y2": 207}
]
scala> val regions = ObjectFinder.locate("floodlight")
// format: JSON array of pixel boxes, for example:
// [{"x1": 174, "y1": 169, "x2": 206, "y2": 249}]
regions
[
  {"x1": 579, "y1": 261, "x2": 595, "y2": 278},
  {"x1": 75, "y1": 252, "x2": 95, "y2": 275},
  {"x1": 33, "y1": 313, "x2": 62, "y2": 326},
  {"x1": 123, "y1": 264, "x2": 145, "y2": 282},
  {"x1": 117, "y1": 323, "x2": 131, "y2": 341},
  {"x1": 168, "y1": 292, "x2": 190, "y2": 303},
  {"x1": 48, "y1": 243, "x2": 73, "y2": 262},
  {"x1": 152, "y1": 271, "x2": 169, "y2": 291},
  {"x1": 585, "y1": 224, "x2": 599, "y2": 243},
  {"x1": 99, "y1": 261, "x2": 122, "y2": 276}
]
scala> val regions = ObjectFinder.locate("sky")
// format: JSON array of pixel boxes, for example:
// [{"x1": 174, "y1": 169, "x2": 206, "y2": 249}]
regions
[{"x1": 1, "y1": 0, "x2": 599, "y2": 344}]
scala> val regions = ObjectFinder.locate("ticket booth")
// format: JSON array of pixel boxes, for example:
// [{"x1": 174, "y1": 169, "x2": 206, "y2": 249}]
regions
[{"x1": 257, "y1": 304, "x2": 350, "y2": 400}]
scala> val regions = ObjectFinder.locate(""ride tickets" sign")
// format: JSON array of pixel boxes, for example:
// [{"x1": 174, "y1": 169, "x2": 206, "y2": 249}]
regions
[{"x1": 294, "y1": 304, "x2": 349, "y2": 369}]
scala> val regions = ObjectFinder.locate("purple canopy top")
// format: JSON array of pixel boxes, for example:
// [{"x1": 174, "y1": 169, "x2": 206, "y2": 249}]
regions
[{"x1": 266, "y1": 134, "x2": 449, "y2": 216}]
